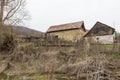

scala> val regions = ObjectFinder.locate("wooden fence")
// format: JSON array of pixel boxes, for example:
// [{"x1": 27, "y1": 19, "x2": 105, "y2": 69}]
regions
[{"x1": 16, "y1": 35, "x2": 120, "y2": 52}]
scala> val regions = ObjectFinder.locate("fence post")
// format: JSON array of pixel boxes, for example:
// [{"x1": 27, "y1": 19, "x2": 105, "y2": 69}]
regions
[{"x1": 45, "y1": 33, "x2": 48, "y2": 51}]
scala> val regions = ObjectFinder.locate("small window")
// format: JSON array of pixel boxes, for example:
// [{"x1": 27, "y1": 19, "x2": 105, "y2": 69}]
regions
[
  {"x1": 55, "y1": 35, "x2": 58, "y2": 38},
  {"x1": 96, "y1": 37, "x2": 99, "y2": 40}
]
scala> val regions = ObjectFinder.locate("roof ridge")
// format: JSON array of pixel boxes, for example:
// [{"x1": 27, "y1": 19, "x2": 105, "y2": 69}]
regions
[{"x1": 51, "y1": 21, "x2": 84, "y2": 27}]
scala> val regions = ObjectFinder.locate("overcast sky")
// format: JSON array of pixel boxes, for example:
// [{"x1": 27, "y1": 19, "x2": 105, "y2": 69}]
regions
[{"x1": 26, "y1": 0, "x2": 120, "y2": 32}]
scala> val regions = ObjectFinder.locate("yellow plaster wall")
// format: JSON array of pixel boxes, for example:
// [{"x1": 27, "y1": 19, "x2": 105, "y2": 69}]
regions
[{"x1": 48, "y1": 29, "x2": 85, "y2": 41}]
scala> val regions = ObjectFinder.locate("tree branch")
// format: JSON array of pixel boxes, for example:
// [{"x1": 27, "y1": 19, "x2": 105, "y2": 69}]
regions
[{"x1": 3, "y1": 0, "x2": 23, "y2": 22}]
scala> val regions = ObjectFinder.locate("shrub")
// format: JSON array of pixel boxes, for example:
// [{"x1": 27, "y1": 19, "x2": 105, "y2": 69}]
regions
[{"x1": 0, "y1": 34, "x2": 15, "y2": 52}]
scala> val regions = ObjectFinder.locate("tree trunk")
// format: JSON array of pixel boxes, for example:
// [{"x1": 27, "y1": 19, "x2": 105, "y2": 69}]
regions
[{"x1": 0, "y1": 0, "x2": 5, "y2": 24}]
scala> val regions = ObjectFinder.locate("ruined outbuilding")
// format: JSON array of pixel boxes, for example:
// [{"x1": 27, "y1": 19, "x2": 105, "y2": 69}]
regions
[{"x1": 84, "y1": 22, "x2": 115, "y2": 44}]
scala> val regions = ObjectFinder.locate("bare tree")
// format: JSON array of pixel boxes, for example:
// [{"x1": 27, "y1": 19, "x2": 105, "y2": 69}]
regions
[{"x1": 0, "y1": 0, "x2": 30, "y2": 25}]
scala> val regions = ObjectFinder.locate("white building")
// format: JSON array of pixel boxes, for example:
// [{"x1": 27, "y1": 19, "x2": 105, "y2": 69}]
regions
[{"x1": 84, "y1": 22, "x2": 115, "y2": 44}]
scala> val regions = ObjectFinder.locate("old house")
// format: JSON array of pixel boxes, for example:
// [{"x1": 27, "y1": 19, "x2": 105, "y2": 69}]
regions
[
  {"x1": 46, "y1": 21, "x2": 86, "y2": 41},
  {"x1": 84, "y1": 22, "x2": 115, "y2": 44}
]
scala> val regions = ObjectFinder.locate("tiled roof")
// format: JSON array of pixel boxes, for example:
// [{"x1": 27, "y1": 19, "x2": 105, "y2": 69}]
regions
[{"x1": 47, "y1": 21, "x2": 84, "y2": 32}]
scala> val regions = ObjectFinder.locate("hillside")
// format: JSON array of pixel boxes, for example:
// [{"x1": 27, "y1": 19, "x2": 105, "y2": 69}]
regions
[
  {"x1": 13, "y1": 26, "x2": 44, "y2": 36},
  {"x1": 0, "y1": 24, "x2": 43, "y2": 37}
]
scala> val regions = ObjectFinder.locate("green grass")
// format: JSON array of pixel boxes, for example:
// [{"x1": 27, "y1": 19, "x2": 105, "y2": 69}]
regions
[
  {"x1": 29, "y1": 75, "x2": 45, "y2": 80},
  {"x1": 112, "y1": 55, "x2": 120, "y2": 59},
  {"x1": 112, "y1": 52, "x2": 120, "y2": 54},
  {"x1": 100, "y1": 51, "x2": 120, "y2": 54},
  {"x1": 112, "y1": 52, "x2": 120, "y2": 59},
  {"x1": 100, "y1": 51, "x2": 120, "y2": 59},
  {"x1": 97, "y1": 44, "x2": 114, "y2": 48}
]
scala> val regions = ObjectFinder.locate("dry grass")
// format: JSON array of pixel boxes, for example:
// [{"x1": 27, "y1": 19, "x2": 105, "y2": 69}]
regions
[{"x1": 0, "y1": 24, "x2": 120, "y2": 80}]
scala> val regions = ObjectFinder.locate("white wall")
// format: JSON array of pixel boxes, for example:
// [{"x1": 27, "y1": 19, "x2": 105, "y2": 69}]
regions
[
  {"x1": 95, "y1": 35, "x2": 114, "y2": 44},
  {"x1": 96, "y1": 33, "x2": 115, "y2": 44},
  {"x1": 85, "y1": 33, "x2": 115, "y2": 44}
]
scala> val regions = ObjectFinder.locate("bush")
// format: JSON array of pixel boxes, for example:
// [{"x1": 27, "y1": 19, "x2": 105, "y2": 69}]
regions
[{"x1": 0, "y1": 34, "x2": 15, "y2": 52}]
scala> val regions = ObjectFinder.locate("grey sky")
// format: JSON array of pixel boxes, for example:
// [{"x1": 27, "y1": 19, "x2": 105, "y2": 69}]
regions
[{"x1": 26, "y1": 0, "x2": 120, "y2": 32}]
